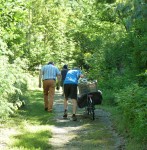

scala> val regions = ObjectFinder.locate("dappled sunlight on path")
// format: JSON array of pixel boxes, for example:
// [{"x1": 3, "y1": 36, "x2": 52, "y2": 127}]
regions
[
  {"x1": 48, "y1": 89, "x2": 125, "y2": 150},
  {"x1": 0, "y1": 88, "x2": 125, "y2": 150}
]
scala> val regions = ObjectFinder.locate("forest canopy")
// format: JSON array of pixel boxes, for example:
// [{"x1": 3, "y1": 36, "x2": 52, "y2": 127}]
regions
[{"x1": 0, "y1": 0, "x2": 147, "y2": 144}]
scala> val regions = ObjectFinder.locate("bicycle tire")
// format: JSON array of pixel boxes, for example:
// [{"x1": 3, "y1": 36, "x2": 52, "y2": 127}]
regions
[
  {"x1": 87, "y1": 107, "x2": 90, "y2": 115},
  {"x1": 86, "y1": 96, "x2": 95, "y2": 120},
  {"x1": 91, "y1": 108, "x2": 95, "y2": 120},
  {"x1": 87, "y1": 106, "x2": 95, "y2": 120}
]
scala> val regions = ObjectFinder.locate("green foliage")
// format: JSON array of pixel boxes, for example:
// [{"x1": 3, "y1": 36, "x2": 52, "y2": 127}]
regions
[
  {"x1": 0, "y1": 0, "x2": 27, "y2": 62},
  {"x1": 1, "y1": 90, "x2": 53, "y2": 149},
  {"x1": 0, "y1": 56, "x2": 30, "y2": 120},
  {"x1": 115, "y1": 84, "x2": 147, "y2": 141},
  {"x1": 0, "y1": 0, "x2": 146, "y2": 146}
]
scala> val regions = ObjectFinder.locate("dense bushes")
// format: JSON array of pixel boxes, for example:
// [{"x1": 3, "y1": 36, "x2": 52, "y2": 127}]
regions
[
  {"x1": 95, "y1": 1, "x2": 147, "y2": 145},
  {"x1": 100, "y1": 72, "x2": 147, "y2": 144},
  {"x1": 0, "y1": 0, "x2": 146, "y2": 147},
  {"x1": 0, "y1": 56, "x2": 31, "y2": 121},
  {"x1": 116, "y1": 84, "x2": 147, "y2": 142}
]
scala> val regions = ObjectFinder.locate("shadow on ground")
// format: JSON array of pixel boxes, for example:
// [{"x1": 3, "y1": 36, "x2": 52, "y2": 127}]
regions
[{"x1": 48, "y1": 89, "x2": 125, "y2": 150}]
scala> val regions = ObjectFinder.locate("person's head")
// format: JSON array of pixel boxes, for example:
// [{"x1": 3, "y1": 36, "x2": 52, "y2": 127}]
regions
[
  {"x1": 48, "y1": 61, "x2": 54, "y2": 65},
  {"x1": 63, "y1": 64, "x2": 68, "y2": 69}
]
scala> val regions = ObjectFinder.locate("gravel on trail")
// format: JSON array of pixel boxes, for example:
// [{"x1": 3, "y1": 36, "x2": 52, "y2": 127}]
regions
[
  {"x1": 49, "y1": 90, "x2": 125, "y2": 150},
  {"x1": 0, "y1": 89, "x2": 125, "y2": 150}
]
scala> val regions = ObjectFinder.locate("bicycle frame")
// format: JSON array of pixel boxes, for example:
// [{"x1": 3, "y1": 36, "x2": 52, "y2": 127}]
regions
[
  {"x1": 86, "y1": 94, "x2": 95, "y2": 120},
  {"x1": 78, "y1": 80, "x2": 102, "y2": 120}
]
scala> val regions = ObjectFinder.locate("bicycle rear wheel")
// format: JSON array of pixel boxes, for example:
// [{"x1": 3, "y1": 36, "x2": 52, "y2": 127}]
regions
[
  {"x1": 87, "y1": 105, "x2": 95, "y2": 120},
  {"x1": 87, "y1": 95, "x2": 95, "y2": 120},
  {"x1": 90, "y1": 107, "x2": 95, "y2": 120}
]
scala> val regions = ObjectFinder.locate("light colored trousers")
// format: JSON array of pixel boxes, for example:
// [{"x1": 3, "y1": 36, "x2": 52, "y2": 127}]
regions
[{"x1": 43, "y1": 80, "x2": 56, "y2": 111}]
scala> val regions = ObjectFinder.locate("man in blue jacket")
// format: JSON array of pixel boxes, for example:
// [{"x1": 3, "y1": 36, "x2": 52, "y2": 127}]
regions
[{"x1": 63, "y1": 67, "x2": 84, "y2": 121}]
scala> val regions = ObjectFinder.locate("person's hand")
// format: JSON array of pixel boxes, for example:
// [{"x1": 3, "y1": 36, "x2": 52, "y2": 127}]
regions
[{"x1": 56, "y1": 81, "x2": 60, "y2": 90}]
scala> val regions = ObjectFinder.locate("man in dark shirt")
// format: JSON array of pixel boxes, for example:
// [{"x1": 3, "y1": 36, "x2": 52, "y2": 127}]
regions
[{"x1": 61, "y1": 65, "x2": 69, "y2": 96}]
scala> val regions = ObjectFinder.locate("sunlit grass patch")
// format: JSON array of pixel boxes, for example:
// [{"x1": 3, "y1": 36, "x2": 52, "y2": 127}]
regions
[
  {"x1": 9, "y1": 124, "x2": 52, "y2": 150},
  {"x1": 3, "y1": 89, "x2": 55, "y2": 149}
]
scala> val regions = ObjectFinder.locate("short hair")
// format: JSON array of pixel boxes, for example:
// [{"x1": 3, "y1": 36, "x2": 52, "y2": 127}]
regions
[
  {"x1": 63, "y1": 65, "x2": 68, "y2": 69},
  {"x1": 48, "y1": 61, "x2": 54, "y2": 65}
]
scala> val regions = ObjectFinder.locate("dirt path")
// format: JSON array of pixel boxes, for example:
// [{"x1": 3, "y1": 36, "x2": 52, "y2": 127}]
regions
[
  {"x1": 0, "y1": 89, "x2": 126, "y2": 150},
  {"x1": 49, "y1": 90, "x2": 125, "y2": 150}
]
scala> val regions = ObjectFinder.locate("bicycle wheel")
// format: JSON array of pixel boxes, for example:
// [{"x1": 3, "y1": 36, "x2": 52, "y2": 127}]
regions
[
  {"x1": 91, "y1": 107, "x2": 95, "y2": 120},
  {"x1": 87, "y1": 105, "x2": 95, "y2": 120},
  {"x1": 90, "y1": 105, "x2": 95, "y2": 120},
  {"x1": 86, "y1": 97, "x2": 95, "y2": 120}
]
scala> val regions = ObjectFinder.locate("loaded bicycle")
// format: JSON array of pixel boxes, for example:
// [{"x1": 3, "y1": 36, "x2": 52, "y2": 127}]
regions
[{"x1": 77, "y1": 79, "x2": 102, "y2": 120}]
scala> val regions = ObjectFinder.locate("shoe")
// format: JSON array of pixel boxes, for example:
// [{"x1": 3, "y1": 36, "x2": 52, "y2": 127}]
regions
[
  {"x1": 48, "y1": 110, "x2": 53, "y2": 113},
  {"x1": 72, "y1": 114, "x2": 77, "y2": 121},
  {"x1": 48, "y1": 110, "x2": 52, "y2": 113},
  {"x1": 63, "y1": 109, "x2": 67, "y2": 119},
  {"x1": 48, "y1": 109, "x2": 53, "y2": 113},
  {"x1": 63, "y1": 113, "x2": 67, "y2": 119},
  {"x1": 44, "y1": 108, "x2": 48, "y2": 111}
]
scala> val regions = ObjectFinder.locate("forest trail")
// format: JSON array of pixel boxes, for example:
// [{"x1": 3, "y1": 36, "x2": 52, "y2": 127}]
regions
[
  {"x1": 49, "y1": 89, "x2": 125, "y2": 150},
  {"x1": 0, "y1": 88, "x2": 125, "y2": 150}
]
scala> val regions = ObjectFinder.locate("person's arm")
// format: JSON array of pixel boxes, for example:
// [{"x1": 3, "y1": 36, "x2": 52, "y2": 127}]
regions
[
  {"x1": 60, "y1": 70, "x2": 63, "y2": 81},
  {"x1": 39, "y1": 69, "x2": 42, "y2": 88},
  {"x1": 79, "y1": 70, "x2": 84, "y2": 78},
  {"x1": 57, "y1": 74, "x2": 61, "y2": 82},
  {"x1": 56, "y1": 68, "x2": 61, "y2": 84},
  {"x1": 41, "y1": 67, "x2": 44, "y2": 80}
]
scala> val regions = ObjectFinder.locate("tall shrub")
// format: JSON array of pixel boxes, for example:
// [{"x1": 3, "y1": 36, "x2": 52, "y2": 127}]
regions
[
  {"x1": 116, "y1": 84, "x2": 147, "y2": 142},
  {"x1": 0, "y1": 56, "x2": 30, "y2": 121}
]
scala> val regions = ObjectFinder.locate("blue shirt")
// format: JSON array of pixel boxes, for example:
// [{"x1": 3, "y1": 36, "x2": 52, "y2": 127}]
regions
[
  {"x1": 64, "y1": 69, "x2": 82, "y2": 85},
  {"x1": 41, "y1": 64, "x2": 60, "y2": 80}
]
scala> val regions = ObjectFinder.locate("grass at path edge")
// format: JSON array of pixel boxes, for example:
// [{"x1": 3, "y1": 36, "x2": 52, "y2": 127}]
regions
[{"x1": 1, "y1": 89, "x2": 54, "y2": 150}]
